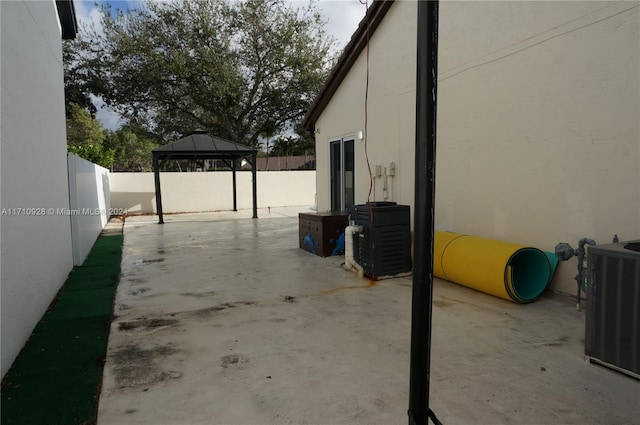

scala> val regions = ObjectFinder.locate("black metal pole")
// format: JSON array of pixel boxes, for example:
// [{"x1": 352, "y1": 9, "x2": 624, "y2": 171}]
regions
[
  {"x1": 409, "y1": 1, "x2": 439, "y2": 425},
  {"x1": 153, "y1": 154, "x2": 164, "y2": 224},
  {"x1": 232, "y1": 159, "x2": 238, "y2": 212},
  {"x1": 251, "y1": 153, "x2": 258, "y2": 219}
]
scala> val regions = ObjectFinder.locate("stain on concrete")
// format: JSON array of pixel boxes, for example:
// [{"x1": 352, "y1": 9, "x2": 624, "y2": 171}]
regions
[
  {"x1": 117, "y1": 304, "x2": 132, "y2": 311},
  {"x1": 269, "y1": 318, "x2": 287, "y2": 323},
  {"x1": 118, "y1": 318, "x2": 179, "y2": 332},
  {"x1": 186, "y1": 301, "x2": 257, "y2": 318},
  {"x1": 179, "y1": 290, "x2": 217, "y2": 298},
  {"x1": 283, "y1": 296, "x2": 297, "y2": 303},
  {"x1": 541, "y1": 336, "x2": 570, "y2": 347},
  {"x1": 129, "y1": 287, "x2": 151, "y2": 296},
  {"x1": 193, "y1": 305, "x2": 228, "y2": 318},
  {"x1": 220, "y1": 354, "x2": 249, "y2": 369},
  {"x1": 322, "y1": 280, "x2": 378, "y2": 294},
  {"x1": 143, "y1": 258, "x2": 165, "y2": 264},
  {"x1": 131, "y1": 258, "x2": 165, "y2": 266},
  {"x1": 433, "y1": 300, "x2": 452, "y2": 308},
  {"x1": 125, "y1": 409, "x2": 137, "y2": 414},
  {"x1": 439, "y1": 295, "x2": 472, "y2": 305},
  {"x1": 112, "y1": 344, "x2": 181, "y2": 389},
  {"x1": 126, "y1": 277, "x2": 148, "y2": 284},
  {"x1": 523, "y1": 335, "x2": 571, "y2": 348}
]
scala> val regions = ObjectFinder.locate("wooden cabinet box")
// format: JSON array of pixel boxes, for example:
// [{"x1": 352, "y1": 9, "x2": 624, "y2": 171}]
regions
[{"x1": 299, "y1": 212, "x2": 348, "y2": 257}]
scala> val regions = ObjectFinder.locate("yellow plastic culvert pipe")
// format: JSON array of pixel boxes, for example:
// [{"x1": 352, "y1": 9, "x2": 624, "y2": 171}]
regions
[{"x1": 432, "y1": 231, "x2": 558, "y2": 303}]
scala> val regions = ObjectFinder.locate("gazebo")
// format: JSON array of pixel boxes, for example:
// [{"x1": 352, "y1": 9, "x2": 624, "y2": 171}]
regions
[{"x1": 152, "y1": 130, "x2": 258, "y2": 224}]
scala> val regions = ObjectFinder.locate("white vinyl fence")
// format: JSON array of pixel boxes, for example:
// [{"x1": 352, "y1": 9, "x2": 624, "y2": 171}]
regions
[
  {"x1": 110, "y1": 171, "x2": 316, "y2": 214},
  {"x1": 67, "y1": 154, "x2": 111, "y2": 265}
]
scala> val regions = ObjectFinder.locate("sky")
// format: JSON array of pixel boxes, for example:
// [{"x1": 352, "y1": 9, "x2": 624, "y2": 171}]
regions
[{"x1": 72, "y1": 0, "x2": 367, "y2": 130}]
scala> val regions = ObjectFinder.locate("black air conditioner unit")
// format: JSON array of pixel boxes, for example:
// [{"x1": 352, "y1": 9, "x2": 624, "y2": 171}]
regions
[
  {"x1": 349, "y1": 202, "x2": 412, "y2": 279},
  {"x1": 586, "y1": 240, "x2": 640, "y2": 379}
]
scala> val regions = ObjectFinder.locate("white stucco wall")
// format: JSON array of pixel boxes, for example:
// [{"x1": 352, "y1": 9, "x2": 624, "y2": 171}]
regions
[
  {"x1": 315, "y1": 0, "x2": 417, "y2": 215},
  {"x1": 110, "y1": 171, "x2": 316, "y2": 214},
  {"x1": 315, "y1": 1, "x2": 640, "y2": 295},
  {"x1": 68, "y1": 154, "x2": 111, "y2": 266},
  {"x1": 1, "y1": 1, "x2": 74, "y2": 376}
]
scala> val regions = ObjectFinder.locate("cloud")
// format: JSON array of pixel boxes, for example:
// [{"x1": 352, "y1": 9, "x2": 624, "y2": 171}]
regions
[
  {"x1": 90, "y1": 95, "x2": 123, "y2": 131},
  {"x1": 315, "y1": 0, "x2": 366, "y2": 50},
  {"x1": 74, "y1": 0, "x2": 107, "y2": 32}
]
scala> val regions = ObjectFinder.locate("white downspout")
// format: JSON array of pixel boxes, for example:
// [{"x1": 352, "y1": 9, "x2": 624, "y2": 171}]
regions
[{"x1": 345, "y1": 225, "x2": 364, "y2": 278}]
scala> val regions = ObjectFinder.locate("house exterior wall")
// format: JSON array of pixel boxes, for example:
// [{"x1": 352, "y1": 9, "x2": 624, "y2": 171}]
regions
[
  {"x1": 315, "y1": 1, "x2": 417, "y2": 216},
  {"x1": 1, "y1": 1, "x2": 74, "y2": 376},
  {"x1": 110, "y1": 171, "x2": 316, "y2": 214},
  {"x1": 314, "y1": 1, "x2": 640, "y2": 296}
]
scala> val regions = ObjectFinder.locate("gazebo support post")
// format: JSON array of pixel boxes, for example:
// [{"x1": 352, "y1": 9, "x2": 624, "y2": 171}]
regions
[
  {"x1": 251, "y1": 153, "x2": 258, "y2": 219},
  {"x1": 153, "y1": 154, "x2": 164, "y2": 224},
  {"x1": 232, "y1": 159, "x2": 238, "y2": 211}
]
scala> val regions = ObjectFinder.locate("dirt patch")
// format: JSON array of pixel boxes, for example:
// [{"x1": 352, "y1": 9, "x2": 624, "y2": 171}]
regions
[
  {"x1": 125, "y1": 277, "x2": 148, "y2": 284},
  {"x1": 220, "y1": 354, "x2": 249, "y2": 369},
  {"x1": 179, "y1": 291, "x2": 217, "y2": 299},
  {"x1": 111, "y1": 344, "x2": 181, "y2": 389},
  {"x1": 193, "y1": 305, "x2": 228, "y2": 318},
  {"x1": 128, "y1": 287, "x2": 151, "y2": 296},
  {"x1": 189, "y1": 301, "x2": 257, "y2": 319},
  {"x1": 541, "y1": 335, "x2": 571, "y2": 347},
  {"x1": 142, "y1": 258, "x2": 164, "y2": 264},
  {"x1": 118, "y1": 318, "x2": 178, "y2": 332}
]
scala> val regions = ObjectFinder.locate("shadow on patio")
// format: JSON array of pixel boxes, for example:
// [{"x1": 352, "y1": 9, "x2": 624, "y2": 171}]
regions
[{"x1": 98, "y1": 207, "x2": 639, "y2": 425}]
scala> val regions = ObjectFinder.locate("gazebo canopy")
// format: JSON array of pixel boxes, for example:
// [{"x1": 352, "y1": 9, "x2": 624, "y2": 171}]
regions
[{"x1": 152, "y1": 130, "x2": 258, "y2": 223}]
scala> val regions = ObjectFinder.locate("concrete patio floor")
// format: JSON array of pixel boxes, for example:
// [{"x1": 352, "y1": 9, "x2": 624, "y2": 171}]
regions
[{"x1": 98, "y1": 207, "x2": 639, "y2": 425}]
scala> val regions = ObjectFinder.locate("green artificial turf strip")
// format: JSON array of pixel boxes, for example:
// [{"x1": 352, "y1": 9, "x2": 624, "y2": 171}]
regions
[{"x1": 1, "y1": 234, "x2": 123, "y2": 425}]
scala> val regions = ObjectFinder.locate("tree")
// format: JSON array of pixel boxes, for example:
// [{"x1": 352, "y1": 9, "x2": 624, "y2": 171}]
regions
[
  {"x1": 65, "y1": 103, "x2": 115, "y2": 168},
  {"x1": 70, "y1": 0, "x2": 335, "y2": 147},
  {"x1": 270, "y1": 135, "x2": 314, "y2": 157},
  {"x1": 68, "y1": 143, "x2": 115, "y2": 169},
  {"x1": 63, "y1": 42, "x2": 98, "y2": 117},
  {"x1": 66, "y1": 103, "x2": 104, "y2": 146},
  {"x1": 104, "y1": 126, "x2": 158, "y2": 171},
  {"x1": 270, "y1": 135, "x2": 295, "y2": 157}
]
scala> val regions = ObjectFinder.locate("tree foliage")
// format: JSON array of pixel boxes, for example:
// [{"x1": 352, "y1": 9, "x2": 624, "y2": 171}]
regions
[
  {"x1": 66, "y1": 103, "x2": 104, "y2": 146},
  {"x1": 104, "y1": 126, "x2": 158, "y2": 171},
  {"x1": 65, "y1": 103, "x2": 115, "y2": 168},
  {"x1": 70, "y1": 0, "x2": 335, "y2": 147},
  {"x1": 270, "y1": 135, "x2": 314, "y2": 157},
  {"x1": 63, "y1": 43, "x2": 97, "y2": 117},
  {"x1": 68, "y1": 143, "x2": 115, "y2": 169}
]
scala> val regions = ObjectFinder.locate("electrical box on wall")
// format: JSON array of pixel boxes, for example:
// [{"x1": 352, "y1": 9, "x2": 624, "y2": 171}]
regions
[{"x1": 348, "y1": 202, "x2": 412, "y2": 279}]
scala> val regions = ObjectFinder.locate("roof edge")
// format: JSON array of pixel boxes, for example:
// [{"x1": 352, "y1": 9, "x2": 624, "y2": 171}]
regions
[
  {"x1": 302, "y1": 0, "x2": 394, "y2": 131},
  {"x1": 56, "y1": 0, "x2": 78, "y2": 40},
  {"x1": 152, "y1": 132, "x2": 257, "y2": 155}
]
